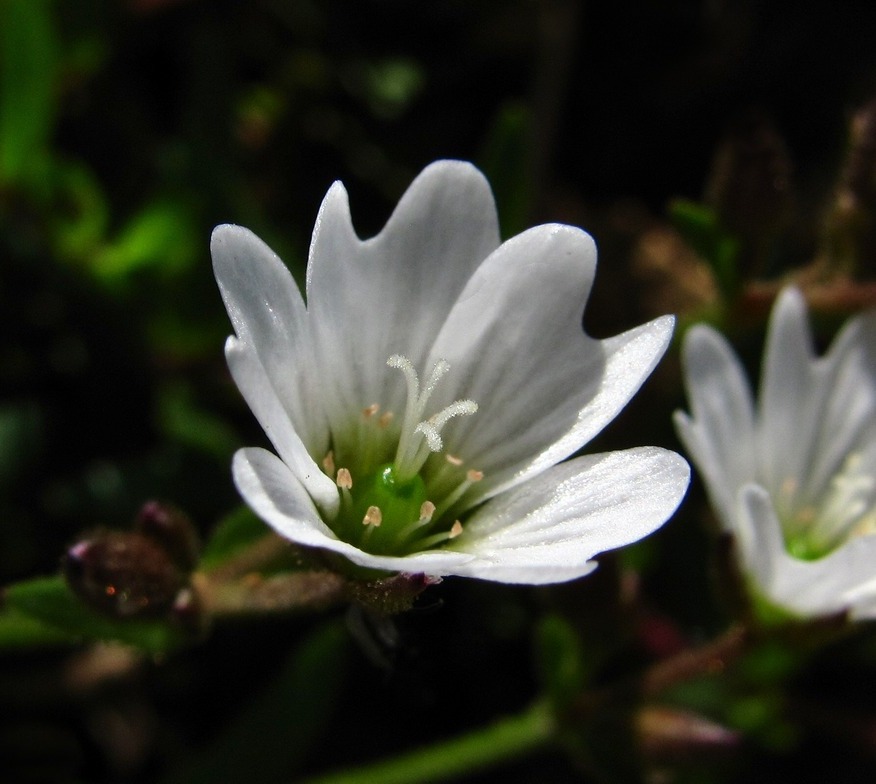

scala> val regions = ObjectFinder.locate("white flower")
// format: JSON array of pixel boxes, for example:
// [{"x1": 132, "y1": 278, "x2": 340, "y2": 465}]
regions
[
  {"x1": 675, "y1": 287, "x2": 876, "y2": 619},
  {"x1": 212, "y1": 160, "x2": 689, "y2": 584}
]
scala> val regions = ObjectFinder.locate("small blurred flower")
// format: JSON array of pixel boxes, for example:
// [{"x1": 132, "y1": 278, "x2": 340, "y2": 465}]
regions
[
  {"x1": 212, "y1": 161, "x2": 689, "y2": 583},
  {"x1": 676, "y1": 287, "x2": 876, "y2": 619}
]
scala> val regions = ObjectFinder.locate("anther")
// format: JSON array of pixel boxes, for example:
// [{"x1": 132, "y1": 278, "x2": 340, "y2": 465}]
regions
[
  {"x1": 363, "y1": 403, "x2": 380, "y2": 419},
  {"x1": 417, "y1": 520, "x2": 466, "y2": 549},
  {"x1": 446, "y1": 454, "x2": 464, "y2": 466},
  {"x1": 336, "y1": 468, "x2": 353, "y2": 514},
  {"x1": 322, "y1": 450, "x2": 336, "y2": 476},
  {"x1": 378, "y1": 411, "x2": 395, "y2": 429},
  {"x1": 363, "y1": 506, "x2": 383, "y2": 527},
  {"x1": 435, "y1": 467, "x2": 485, "y2": 519},
  {"x1": 419, "y1": 501, "x2": 436, "y2": 522}
]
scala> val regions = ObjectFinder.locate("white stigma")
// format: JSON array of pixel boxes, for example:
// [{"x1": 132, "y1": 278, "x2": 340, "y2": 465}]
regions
[{"x1": 387, "y1": 354, "x2": 478, "y2": 481}]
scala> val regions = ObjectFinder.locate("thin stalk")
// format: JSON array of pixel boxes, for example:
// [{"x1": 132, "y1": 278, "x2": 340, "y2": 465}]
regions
[{"x1": 299, "y1": 700, "x2": 555, "y2": 784}]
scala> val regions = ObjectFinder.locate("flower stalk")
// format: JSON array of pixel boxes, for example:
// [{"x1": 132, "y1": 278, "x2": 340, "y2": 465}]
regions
[{"x1": 299, "y1": 700, "x2": 555, "y2": 784}]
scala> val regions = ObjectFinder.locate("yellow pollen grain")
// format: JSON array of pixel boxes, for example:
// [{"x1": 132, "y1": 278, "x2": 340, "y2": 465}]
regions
[{"x1": 363, "y1": 506, "x2": 382, "y2": 527}]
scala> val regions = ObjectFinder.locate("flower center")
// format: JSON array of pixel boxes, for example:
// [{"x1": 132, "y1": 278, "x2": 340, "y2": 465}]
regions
[
  {"x1": 781, "y1": 453, "x2": 876, "y2": 561},
  {"x1": 322, "y1": 355, "x2": 481, "y2": 556}
]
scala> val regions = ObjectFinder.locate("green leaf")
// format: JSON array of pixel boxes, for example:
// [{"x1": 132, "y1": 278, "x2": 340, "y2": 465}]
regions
[
  {"x1": 478, "y1": 101, "x2": 533, "y2": 240},
  {"x1": 669, "y1": 198, "x2": 741, "y2": 300},
  {"x1": 364, "y1": 58, "x2": 424, "y2": 119},
  {"x1": 199, "y1": 505, "x2": 269, "y2": 571},
  {"x1": 157, "y1": 382, "x2": 238, "y2": 460},
  {"x1": 51, "y1": 160, "x2": 110, "y2": 260},
  {"x1": 91, "y1": 199, "x2": 198, "y2": 283},
  {"x1": 0, "y1": 606, "x2": 77, "y2": 649},
  {"x1": 0, "y1": 0, "x2": 56, "y2": 189},
  {"x1": 535, "y1": 614, "x2": 586, "y2": 710},
  {"x1": 4, "y1": 575, "x2": 190, "y2": 654}
]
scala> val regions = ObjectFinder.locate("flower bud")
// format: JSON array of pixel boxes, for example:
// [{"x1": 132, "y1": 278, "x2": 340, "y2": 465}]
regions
[
  {"x1": 63, "y1": 531, "x2": 186, "y2": 618},
  {"x1": 134, "y1": 500, "x2": 200, "y2": 571},
  {"x1": 635, "y1": 705, "x2": 741, "y2": 761}
]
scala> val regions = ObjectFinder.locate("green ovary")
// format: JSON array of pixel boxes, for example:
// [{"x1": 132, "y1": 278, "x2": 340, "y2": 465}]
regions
[
  {"x1": 340, "y1": 464, "x2": 431, "y2": 555},
  {"x1": 785, "y1": 533, "x2": 829, "y2": 562}
]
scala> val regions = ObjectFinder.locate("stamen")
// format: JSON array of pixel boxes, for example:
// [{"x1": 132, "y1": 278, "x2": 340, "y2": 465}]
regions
[
  {"x1": 378, "y1": 411, "x2": 395, "y2": 429},
  {"x1": 361, "y1": 505, "x2": 382, "y2": 546},
  {"x1": 394, "y1": 500, "x2": 438, "y2": 543},
  {"x1": 435, "y1": 468, "x2": 484, "y2": 519},
  {"x1": 322, "y1": 450, "x2": 336, "y2": 476},
  {"x1": 362, "y1": 403, "x2": 380, "y2": 419},
  {"x1": 363, "y1": 506, "x2": 382, "y2": 527},
  {"x1": 418, "y1": 521, "x2": 465, "y2": 549},
  {"x1": 336, "y1": 468, "x2": 353, "y2": 514}
]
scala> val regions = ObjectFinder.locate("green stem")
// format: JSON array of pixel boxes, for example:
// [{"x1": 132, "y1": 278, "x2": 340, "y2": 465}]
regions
[{"x1": 299, "y1": 700, "x2": 555, "y2": 784}]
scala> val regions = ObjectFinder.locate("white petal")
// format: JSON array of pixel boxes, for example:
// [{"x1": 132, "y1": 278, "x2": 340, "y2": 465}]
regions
[
  {"x1": 425, "y1": 224, "x2": 673, "y2": 501},
  {"x1": 211, "y1": 225, "x2": 326, "y2": 452},
  {"x1": 449, "y1": 447, "x2": 690, "y2": 584},
  {"x1": 304, "y1": 161, "x2": 501, "y2": 453},
  {"x1": 675, "y1": 324, "x2": 756, "y2": 529},
  {"x1": 736, "y1": 485, "x2": 876, "y2": 618},
  {"x1": 756, "y1": 288, "x2": 819, "y2": 496},
  {"x1": 800, "y1": 310, "x2": 876, "y2": 502},
  {"x1": 225, "y1": 338, "x2": 339, "y2": 515},
  {"x1": 234, "y1": 448, "x2": 477, "y2": 575}
]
